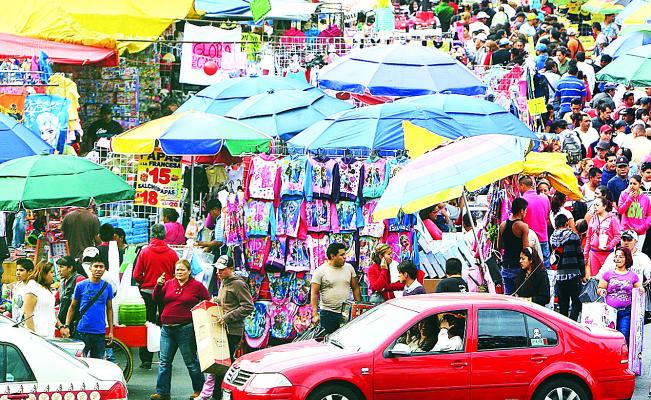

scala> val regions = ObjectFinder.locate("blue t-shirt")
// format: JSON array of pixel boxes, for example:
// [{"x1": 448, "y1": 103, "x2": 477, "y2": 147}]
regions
[
  {"x1": 555, "y1": 76, "x2": 587, "y2": 114},
  {"x1": 73, "y1": 279, "x2": 113, "y2": 334}
]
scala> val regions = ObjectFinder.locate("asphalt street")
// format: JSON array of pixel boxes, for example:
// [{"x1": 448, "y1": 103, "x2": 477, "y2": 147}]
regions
[{"x1": 128, "y1": 325, "x2": 651, "y2": 399}]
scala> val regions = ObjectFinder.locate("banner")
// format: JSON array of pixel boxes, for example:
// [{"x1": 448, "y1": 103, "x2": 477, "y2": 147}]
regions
[
  {"x1": 0, "y1": 93, "x2": 25, "y2": 120},
  {"x1": 135, "y1": 150, "x2": 183, "y2": 208},
  {"x1": 180, "y1": 23, "x2": 247, "y2": 85},
  {"x1": 23, "y1": 94, "x2": 70, "y2": 153}
]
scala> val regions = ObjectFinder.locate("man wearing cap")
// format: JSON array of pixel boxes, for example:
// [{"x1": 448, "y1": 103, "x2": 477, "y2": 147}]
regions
[
  {"x1": 607, "y1": 156, "x2": 630, "y2": 202},
  {"x1": 566, "y1": 28, "x2": 584, "y2": 59},
  {"x1": 597, "y1": 230, "x2": 651, "y2": 283},
  {"x1": 519, "y1": 13, "x2": 539, "y2": 37},
  {"x1": 587, "y1": 125, "x2": 618, "y2": 158},
  {"x1": 534, "y1": 43, "x2": 548, "y2": 71},
  {"x1": 591, "y1": 141, "x2": 611, "y2": 169},
  {"x1": 612, "y1": 119, "x2": 628, "y2": 146},
  {"x1": 81, "y1": 104, "x2": 124, "y2": 155},
  {"x1": 603, "y1": 13, "x2": 619, "y2": 43},
  {"x1": 56, "y1": 256, "x2": 86, "y2": 330},
  {"x1": 133, "y1": 224, "x2": 178, "y2": 370},
  {"x1": 473, "y1": 11, "x2": 491, "y2": 35},
  {"x1": 592, "y1": 84, "x2": 617, "y2": 109},
  {"x1": 492, "y1": 38, "x2": 512, "y2": 66}
]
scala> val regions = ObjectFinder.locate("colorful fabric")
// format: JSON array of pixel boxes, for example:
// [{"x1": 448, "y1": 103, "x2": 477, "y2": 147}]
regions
[
  {"x1": 290, "y1": 272, "x2": 312, "y2": 305},
  {"x1": 223, "y1": 192, "x2": 245, "y2": 246},
  {"x1": 335, "y1": 201, "x2": 364, "y2": 233},
  {"x1": 331, "y1": 232, "x2": 358, "y2": 265},
  {"x1": 280, "y1": 155, "x2": 308, "y2": 198},
  {"x1": 307, "y1": 233, "x2": 329, "y2": 272},
  {"x1": 306, "y1": 199, "x2": 338, "y2": 233},
  {"x1": 277, "y1": 199, "x2": 306, "y2": 238},
  {"x1": 246, "y1": 271, "x2": 265, "y2": 301},
  {"x1": 387, "y1": 210, "x2": 416, "y2": 232},
  {"x1": 386, "y1": 231, "x2": 413, "y2": 263},
  {"x1": 245, "y1": 237, "x2": 270, "y2": 271},
  {"x1": 293, "y1": 304, "x2": 313, "y2": 334},
  {"x1": 269, "y1": 302, "x2": 297, "y2": 339},
  {"x1": 286, "y1": 238, "x2": 311, "y2": 272},
  {"x1": 266, "y1": 238, "x2": 287, "y2": 272},
  {"x1": 268, "y1": 272, "x2": 292, "y2": 304},
  {"x1": 243, "y1": 199, "x2": 276, "y2": 238},
  {"x1": 247, "y1": 154, "x2": 281, "y2": 202},
  {"x1": 337, "y1": 157, "x2": 364, "y2": 201},
  {"x1": 362, "y1": 157, "x2": 390, "y2": 199},
  {"x1": 359, "y1": 200, "x2": 385, "y2": 238},
  {"x1": 23, "y1": 94, "x2": 70, "y2": 153},
  {"x1": 305, "y1": 156, "x2": 339, "y2": 201},
  {"x1": 359, "y1": 236, "x2": 380, "y2": 272}
]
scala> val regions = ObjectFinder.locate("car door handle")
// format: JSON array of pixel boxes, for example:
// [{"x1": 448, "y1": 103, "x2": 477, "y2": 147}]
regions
[
  {"x1": 531, "y1": 355, "x2": 548, "y2": 363},
  {"x1": 450, "y1": 360, "x2": 469, "y2": 368}
]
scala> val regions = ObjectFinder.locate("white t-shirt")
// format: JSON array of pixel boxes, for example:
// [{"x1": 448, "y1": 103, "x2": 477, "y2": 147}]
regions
[
  {"x1": 10, "y1": 281, "x2": 26, "y2": 322},
  {"x1": 433, "y1": 329, "x2": 464, "y2": 351},
  {"x1": 311, "y1": 262, "x2": 356, "y2": 313},
  {"x1": 22, "y1": 280, "x2": 56, "y2": 338}
]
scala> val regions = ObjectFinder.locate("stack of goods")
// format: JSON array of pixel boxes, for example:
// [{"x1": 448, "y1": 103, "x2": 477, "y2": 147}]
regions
[
  {"x1": 210, "y1": 153, "x2": 415, "y2": 349},
  {"x1": 126, "y1": 49, "x2": 162, "y2": 124},
  {"x1": 99, "y1": 216, "x2": 150, "y2": 244}
]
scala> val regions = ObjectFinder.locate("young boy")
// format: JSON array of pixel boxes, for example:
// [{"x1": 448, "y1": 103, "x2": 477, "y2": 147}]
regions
[
  {"x1": 398, "y1": 260, "x2": 426, "y2": 296},
  {"x1": 550, "y1": 214, "x2": 584, "y2": 321},
  {"x1": 0, "y1": 258, "x2": 34, "y2": 321},
  {"x1": 436, "y1": 258, "x2": 469, "y2": 293}
]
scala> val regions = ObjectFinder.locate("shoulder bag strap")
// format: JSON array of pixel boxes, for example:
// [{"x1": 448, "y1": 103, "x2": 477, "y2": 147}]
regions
[{"x1": 77, "y1": 281, "x2": 109, "y2": 321}]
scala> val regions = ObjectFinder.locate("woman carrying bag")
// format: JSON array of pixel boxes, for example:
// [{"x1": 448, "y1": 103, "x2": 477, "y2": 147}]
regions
[
  {"x1": 513, "y1": 247, "x2": 550, "y2": 307},
  {"x1": 584, "y1": 197, "x2": 621, "y2": 278}
]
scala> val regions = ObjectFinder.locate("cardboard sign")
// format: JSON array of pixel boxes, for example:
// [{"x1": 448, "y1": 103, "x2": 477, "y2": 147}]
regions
[
  {"x1": 527, "y1": 97, "x2": 547, "y2": 116},
  {"x1": 192, "y1": 300, "x2": 232, "y2": 374},
  {"x1": 134, "y1": 150, "x2": 182, "y2": 208}
]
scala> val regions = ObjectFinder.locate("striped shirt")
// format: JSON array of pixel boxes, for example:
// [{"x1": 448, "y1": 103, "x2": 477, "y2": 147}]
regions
[{"x1": 555, "y1": 76, "x2": 587, "y2": 114}]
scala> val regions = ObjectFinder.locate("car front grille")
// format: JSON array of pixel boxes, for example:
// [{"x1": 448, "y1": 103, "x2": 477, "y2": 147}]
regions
[{"x1": 225, "y1": 366, "x2": 254, "y2": 387}]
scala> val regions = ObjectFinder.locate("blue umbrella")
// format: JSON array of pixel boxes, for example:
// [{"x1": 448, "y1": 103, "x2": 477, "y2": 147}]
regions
[
  {"x1": 0, "y1": 113, "x2": 53, "y2": 163},
  {"x1": 224, "y1": 89, "x2": 353, "y2": 140},
  {"x1": 616, "y1": 0, "x2": 649, "y2": 24},
  {"x1": 603, "y1": 31, "x2": 651, "y2": 58},
  {"x1": 177, "y1": 76, "x2": 316, "y2": 115},
  {"x1": 317, "y1": 44, "x2": 487, "y2": 96},
  {"x1": 398, "y1": 94, "x2": 535, "y2": 138},
  {"x1": 287, "y1": 96, "x2": 535, "y2": 154}
]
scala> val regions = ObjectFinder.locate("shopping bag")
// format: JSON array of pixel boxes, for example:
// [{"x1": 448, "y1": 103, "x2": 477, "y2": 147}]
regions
[
  {"x1": 292, "y1": 325, "x2": 326, "y2": 342},
  {"x1": 146, "y1": 322, "x2": 161, "y2": 352},
  {"x1": 579, "y1": 279, "x2": 599, "y2": 303},
  {"x1": 580, "y1": 301, "x2": 617, "y2": 329}
]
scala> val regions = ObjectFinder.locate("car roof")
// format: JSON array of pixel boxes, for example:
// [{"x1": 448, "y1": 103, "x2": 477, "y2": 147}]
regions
[{"x1": 389, "y1": 293, "x2": 526, "y2": 312}]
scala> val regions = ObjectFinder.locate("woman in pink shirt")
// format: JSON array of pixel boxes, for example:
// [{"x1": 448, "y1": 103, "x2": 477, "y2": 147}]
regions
[
  {"x1": 585, "y1": 197, "x2": 621, "y2": 277},
  {"x1": 617, "y1": 175, "x2": 651, "y2": 250},
  {"x1": 163, "y1": 208, "x2": 186, "y2": 245}
]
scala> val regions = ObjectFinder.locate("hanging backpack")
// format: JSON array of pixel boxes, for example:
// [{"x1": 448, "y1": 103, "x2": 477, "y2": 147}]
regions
[
  {"x1": 268, "y1": 272, "x2": 292, "y2": 304},
  {"x1": 293, "y1": 304, "x2": 314, "y2": 335},
  {"x1": 290, "y1": 272, "x2": 311, "y2": 306},
  {"x1": 562, "y1": 131, "x2": 583, "y2": 165},
  {"x1": 269, "y1": 302, "x2": 298, "y2": 340},
  {"x1": 244, "y1": 301, "x2": 271, "y2": 349},
  {"x1": 247, "y1": 271, "x2": 265, "y2": 302}
]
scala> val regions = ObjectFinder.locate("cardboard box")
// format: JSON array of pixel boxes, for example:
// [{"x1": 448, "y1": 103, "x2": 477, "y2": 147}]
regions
[
  {"x1": 423, "y1": 279, "x2": 442, "y2": 294},
  {"x1": 191, "y1": 300, "x2": 231, "y2": 374},
  {"x1": 2, "y1": 261, "x2": 16, "y2": 284}
]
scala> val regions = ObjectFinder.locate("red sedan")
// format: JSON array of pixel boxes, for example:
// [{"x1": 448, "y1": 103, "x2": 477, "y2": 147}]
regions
[{"x1": 222, "y1": 294, "x2": 634, "y2": 400}]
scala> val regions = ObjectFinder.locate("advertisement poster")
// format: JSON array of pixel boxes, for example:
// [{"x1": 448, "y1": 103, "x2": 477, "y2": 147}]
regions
[
  {"x1": 135, "y1": 150, "x2": 183, "y2": 208},
  {"x1": 23, "y1": 94, "x2": 70, "y2": 153}
]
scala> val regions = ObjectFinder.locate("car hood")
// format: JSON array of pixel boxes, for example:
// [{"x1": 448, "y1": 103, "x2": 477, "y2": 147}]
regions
[
  {"x1": 83, "y1": 357, "x2": 125, "y2": 383},
  {"x1": 237, "y1": 340, "x2": 359, "y2": 373}
]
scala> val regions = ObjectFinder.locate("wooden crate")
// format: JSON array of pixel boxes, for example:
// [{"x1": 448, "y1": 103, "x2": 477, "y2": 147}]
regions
[{"x1": 2, "y1": 261, "x2": 16, "y2": 284}]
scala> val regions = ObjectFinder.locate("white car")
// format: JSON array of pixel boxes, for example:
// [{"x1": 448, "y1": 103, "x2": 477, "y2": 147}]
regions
[{"x1": 0, "y1": 325, "x2": 127, "y2": 400}]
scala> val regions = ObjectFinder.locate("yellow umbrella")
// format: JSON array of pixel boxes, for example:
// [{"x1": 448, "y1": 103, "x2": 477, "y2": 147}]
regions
[
  {"x1": 402, "y1": 120, "x2": 449, "y2": 159},
  {"x1": 522, "y1": 152, "x2": 583, "y2": 200},
  {"x1": 623, "y1": 2, "x2": 651, "y2": 24}
]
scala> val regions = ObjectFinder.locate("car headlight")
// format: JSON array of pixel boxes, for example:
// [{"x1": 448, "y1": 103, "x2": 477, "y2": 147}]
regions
[{"x1": 248, "y1": 373, "x2": 292, "y2": 389}]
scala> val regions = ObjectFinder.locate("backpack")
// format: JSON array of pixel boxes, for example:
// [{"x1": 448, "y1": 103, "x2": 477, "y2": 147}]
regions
[
  {"x1": 268, "y1": 272, "x2": 292, "y2": 304},
  {"x1": 290, "y1": 272, "x2": 311, "y2": 306},
  {"x1": 269, "y1": 302, "x2": 298, "y2": 340},
  {"x1": 562, "y1": 131, "x2": 583, "y2": 165},
  {"x1": 571, "y1": 200, "x2": 588, "y2": 221},
  {"x1": 244, "y1": 301, "x2": 271, "y2": 349},
  {"x1": 533, "y1": 72, "x2": 551, "y2": 102}
]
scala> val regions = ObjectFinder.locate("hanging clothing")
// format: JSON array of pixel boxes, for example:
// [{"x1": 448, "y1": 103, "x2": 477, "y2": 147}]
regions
[
  {"x1": 334, "y1": 201, "x2": 364, "y2": 233},
  {"x1": 359, "y1": 200, "x2": 386, "y2": 238},
  {"x1": 225, "y1": 163, "x2": 245, "y2": 194},
  {"x1": 330, "y1": 232, "x2": 358, "y2": 266},
  {"x1": 359, "y1": 236, "x2": 381, "y2": 272},
  {"x1": 337, "y1": 157, "x2": 364, "y2": 202},
  {"x1": 183, "y1": 166, "x2": 209, "y2": 200},
  {"x1": 276, "y1": 199, "x2": 307, "y2": 239},
  {"x1": 386, "y1": 211, "x2": 416, "y2": 232},
  {"x1": 266, "y1": 238, "x2": 287, "y2": 272},
  {"x1": 304, "y1": 156, "x2": 339, "y2": 202},
  {"x1": 362, "y1": 157, "x2": 390, "y2": 199},
  {"x1": 305, "y1": 200, "x2": 338, "y2": 233},
  {"x1": 279, "y1": 155, "x2": 308, "y2": 199},
  {"x1": 286, "y1": 239, "x2": 311, "y2": 272},
  {"x1": 245, "y1": 237, "x2": 271, "y2": 271},
  {"x1": 306, "y1": 233, "x2": 330, "y2": 272},
  {"x1": 388, "y1": 156, "x2": 409, "y2": 179},
  {"x1": 246, "y1": 154, "x2": 281, "y2": 204},
  {"x1": 243, "y1": 199, "x2": 276, "y2": 238},
  {"x1": 386, "y1": 231, "x2": 414, "y2": 264},
  {"x1": 223, "y1": 193, "x2": 246, "y2": 246}
]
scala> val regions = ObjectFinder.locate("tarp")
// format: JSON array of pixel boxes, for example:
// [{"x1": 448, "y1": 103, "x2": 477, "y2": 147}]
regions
[
  {"x1": 0, "y1": 0, "x2": 196, "y2": 54},
  {"x1": 522, "y1": 152, "x2": 583, "y2": 200},
  {"x1": 0, "y1": 33, "x2": 118, "y2": 66},
  {"x1": 196, "y1": 0, "x2": 319, "y2": 20}
]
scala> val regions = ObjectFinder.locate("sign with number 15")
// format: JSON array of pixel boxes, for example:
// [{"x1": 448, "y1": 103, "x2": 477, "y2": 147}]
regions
[{"x1": 135, "y1": 150, "x2": 183, "y2": 208}]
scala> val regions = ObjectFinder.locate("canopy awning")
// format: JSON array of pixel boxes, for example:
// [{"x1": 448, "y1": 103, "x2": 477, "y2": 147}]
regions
[
  {"x1": 196, "y1": 0, "x2": 320, "y2": 20},
  {"x1": 0, "y1": 33, "x2": 118, "y2": 66}
]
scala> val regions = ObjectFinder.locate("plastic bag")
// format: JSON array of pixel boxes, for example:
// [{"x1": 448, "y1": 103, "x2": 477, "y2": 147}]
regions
[
  {"x1": 146, "y1": 322, "x2": 161, "y2": 352},
  {"x1": 579, "y1": 279, "x2": 599, "y2": 303},
  {"x1": 292, "y1": 325, "x2": 325, "y2": 342}
]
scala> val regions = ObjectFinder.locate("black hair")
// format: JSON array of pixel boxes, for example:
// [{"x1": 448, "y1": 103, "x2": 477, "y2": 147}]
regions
[
  {"x1": 605, "y1": 151, "x2": 616, "y2": 160},
  {"x1": 163, "y1": 208, "x2": 180, "y2": 222},
  {"x1": 641, "y1": 161, "x2": 651, "y2": 172},
  {"x1": 205, "y1": 199, "x2": 222, "y2": 212},
  {"x1": 554, "y1": 213, "x2": 569, "y2": 229},
  {"x1": 326, "y1": 242, "x2": 347, "y2": 260},
  {"x1": 512, "y1": 197, "x2": 528, "y2": 215},
  {"x1": 636, "y1": 108, "x2": 648, "y2": 119},
  {"x1": 592, "y1": 21, "x2": 601, "y2": 31},
  {"x1": 442, "y1": 314, "x2": 466, "y2": 338},
  {"x1": 445, "y1": 258, "x2": 463, "y2": 276},
  {"x1": 462, "y1": 213, "x2": 473, "y2": 228},
  {"x1": 551, "y1": 191, "x2": 567, "y2": 214},
  {"x1": 99, "y1": 223, "x2": 115, "y2": 242},
  {"x1": 596, "y1": 185, "x2": 613, "y2": 202},
  {"x1": 620, "y1": 148, "x2": 633, "y2": 162},
  {"x1": 601, "y1": 54, "x2": 613, "y2": 63},
  {"x1": 630, "y1": 174, "x2": 643, "y2": 184},
  {"x1": 588, "y1": 167, "x2": 602, "y2": 178},
  {"x1": 114, "y1": 228, "x2": 126, "y2": 243},
  {"x1": 575, "y1": 219, "x2": 588, "y2": 234},
  {"x1": 545, "y1": 58, "x2": 558, "y2": 71},
  {"x1": 568, "y1": 64, "x2": 579, "y2": 76},
  {"x1": 16, "y1": 258, "x2": 34, "y2": 272},
  {"x1": 397, "y1": 260, "x2": 418, "y2": 280}
]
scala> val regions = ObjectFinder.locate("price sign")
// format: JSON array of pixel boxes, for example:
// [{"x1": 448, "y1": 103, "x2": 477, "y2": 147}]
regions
[
  {"x1": 527, "y1": 97, "x2": 547, "y2": 116},
  {"x1": 135, "y1": 150, "x2": 183, "y2": 208}
]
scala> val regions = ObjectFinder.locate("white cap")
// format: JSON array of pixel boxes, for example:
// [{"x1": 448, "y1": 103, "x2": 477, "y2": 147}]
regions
[
  {"x1": 476, "y1": 11, "x2": 490, "y2": 19},
  {"x1": 567, "y1": 27, "x2": 577, "y2": 36},
  {"x1": 476, "y1": 33, "x2": 488, "y2": 41}
]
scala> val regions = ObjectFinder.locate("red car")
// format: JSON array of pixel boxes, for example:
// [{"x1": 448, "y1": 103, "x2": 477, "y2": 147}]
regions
[{"x1": 222, "y1": 294, "x2": 634, "y2": 400}]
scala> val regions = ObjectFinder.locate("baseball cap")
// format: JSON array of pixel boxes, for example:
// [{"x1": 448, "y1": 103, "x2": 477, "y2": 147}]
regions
[
  {"x1": 214, "y1": 255, "x2": 232, "y2": 270},
  {"x1": 616, "y1": 155, "x2": 629, "y2": 166},
  {"x1": 604, "y1": 82, "x2": 618, "y2": 91},
  {"x1": 567, "y1": 27, "x2": 577, "y2": 36},
  {"x1": 82, "y1": 247, "x2": 101, "y2": 263},
  {"x1": 535, "y1": 43, "x2": 547, "y2": 51},
  {"x1": 623, "y1": 91, "x2": 635, "y2": 99},
  {"x1": 56, "y1": 256, "x2": 77, "y2": 267},
  {"x1": 619, "y1": 107, "x2": 635, "y2": 116},
  {"x1": 595, "y1": 140, "x2": 610, "y2": 150},
  {"x1": 614, "y1": 119, "x2": 627, "y2": 128},
  {"x1": 498, "y1": 38, "x2": 510, "y2": 46},
  {"x1": 622, "y1": 230, "x2": 638, "y2": 241},
  {"x1": 476, "y1": 11, "x2": 490, "y2": 19},
  {"x1": 527, "y1": 13, "x2": 539, "y2": 21},
  {"x1": 476, "y1": 32, "x2": 487, "y2": 41},
  {"x1": 599, "y1": 125, "x2": 613, "y2": 134}
]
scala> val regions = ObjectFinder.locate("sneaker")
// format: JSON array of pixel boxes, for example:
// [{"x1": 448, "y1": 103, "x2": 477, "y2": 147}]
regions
[
  {"x1": 189, "y1": 393, "x2": 202, "y2": 399},
  {"x1": 140, "y1": 362, "x2": 152, "y2": 370},
  {"x1": 150, "y1": 394, "x2": 170, "y2": 400}
]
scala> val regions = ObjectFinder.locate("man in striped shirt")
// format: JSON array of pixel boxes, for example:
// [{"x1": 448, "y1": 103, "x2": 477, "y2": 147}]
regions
[{"x1": 555, "y1": 64, "x2": 587, "y2": 117}]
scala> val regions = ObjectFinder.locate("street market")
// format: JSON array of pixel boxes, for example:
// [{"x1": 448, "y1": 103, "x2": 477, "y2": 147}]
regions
[{"x1": 2, "y1": 0, "x2": 651, "y2": 399}]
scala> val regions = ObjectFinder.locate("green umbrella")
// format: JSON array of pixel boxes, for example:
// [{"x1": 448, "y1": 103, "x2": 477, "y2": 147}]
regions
[
  {"x1": 0, "y1": 155, "x2": 135, "y2": 211},
  {"x1": 595, "y1": 44, "x2": 651, "y2": 86}
]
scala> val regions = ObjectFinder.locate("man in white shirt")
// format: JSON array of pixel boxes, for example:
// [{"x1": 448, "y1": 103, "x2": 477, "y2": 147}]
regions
[
  {"x1": 597, "y1": 230, "x2": 651, "y2": 282},
  {"x1": 573, "y1": 112, "x2": 600, "y2": 145},
  {"x1": 519, "y1": 13, "x2": 539, "y2": 37},
  {"x1": 576, "y1": 52, "x2": 595, "y2": 95}
]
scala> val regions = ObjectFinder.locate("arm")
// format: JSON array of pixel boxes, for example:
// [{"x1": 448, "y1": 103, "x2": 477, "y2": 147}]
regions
[
  {"x1": 22, "y1": 293, "x2": 37, "y2": 332},
  {"x1": 310, "y1": 282, "x2": 320, "y2": 323},
  {"x1": 222, "y1": 281, "x2": 254, "y2": 324},
  {"x1": 517, "y1": 221, "x2": 529, "y2": 249},
  {"x1": 367, "y1": 264, "x2": 389, "y2": 292},
  {"x1": 133, "y1": 250, "x2": 144, "y2": 285},
  {"x1": 351, "y1": 273, "x2": 362, "y2": 302},
  {"x1": 606, "y1": 217, "x2": 621, "y2": 250},
  {"x1": 617, "y1": 191, "x2": 633, "y2": 214},
  {"x1": 568, "y1": 218, "x2": 578, "y2": 234},
  {"x1": 531, "y1": 272, "x2": 551, "y2": 305},
  {"x1": 60, "y1": 298, "x2": 79, "y2": 338},
  {"x1": 106, "y1": 299, "x2": 113, "y2": 344}
]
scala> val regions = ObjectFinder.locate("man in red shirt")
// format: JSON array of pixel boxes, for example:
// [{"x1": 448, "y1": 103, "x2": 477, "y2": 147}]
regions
[{"x1": 133, "y1": 224, "x2": 178, "y2": 370}]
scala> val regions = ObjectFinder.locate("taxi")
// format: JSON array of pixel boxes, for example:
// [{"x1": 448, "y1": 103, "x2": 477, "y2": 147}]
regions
[{"x1": 0, "y1": 326, "x2": 127, "y2": 400}]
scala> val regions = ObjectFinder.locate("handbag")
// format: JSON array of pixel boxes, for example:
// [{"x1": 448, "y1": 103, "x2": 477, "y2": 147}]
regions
[
  {"x1": 580, "y1": 298, "x2": 617, "y2": 329},
  {"x1": 293, "y1": 325, "x2": 326, "y2": 342},
  {"x1": 579, "y1": 278, "x2": 599, "y2": 303},
  {"x1": 70, "y1": 281, "x2": 109, "y2": 335},
  {"x1": 369, "y1": 292, "x2": 385, "y2": 304}
]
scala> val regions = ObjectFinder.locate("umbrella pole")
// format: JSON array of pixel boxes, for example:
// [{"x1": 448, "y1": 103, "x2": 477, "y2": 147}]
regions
[
  {"x1": 190, "y1": 156, "x2": 195, "y2": 218},
  {"x1": 462, "y1": 189, "x2": 483, "y2": 267}
]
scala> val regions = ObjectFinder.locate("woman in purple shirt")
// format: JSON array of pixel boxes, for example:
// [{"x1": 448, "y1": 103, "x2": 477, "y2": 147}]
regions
[{"x1": 598, "y1": 247, "x2": 644, "y2": 343}]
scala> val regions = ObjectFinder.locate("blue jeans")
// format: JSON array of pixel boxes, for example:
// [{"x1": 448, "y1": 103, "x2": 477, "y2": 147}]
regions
[
  {"x1": 74, "y1": 331, "x2": 106, "y2": 359},
  {"x1": 12, "y1": 211, "x2": 25, "y2": 248},
  {"x1": 319, "y1": 310, "x2": 342, "y2": 334},
  {"x1": 616, "y1": 306, "x2": 632, "y2": 345},
  {"x1": 156, "y1": 323, "x2": 205, "y2": 396},
  {"x1": 540, "y1": 241, "x2": 551, "y2": 269},
  {"x1": 501, "y1": 267, "x2": 521, "y2": 295}
]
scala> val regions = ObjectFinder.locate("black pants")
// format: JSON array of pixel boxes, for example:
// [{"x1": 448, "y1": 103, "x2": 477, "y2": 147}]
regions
[
  {"x1": 213, "y1": 334, "x2": 242, "y2": 399},
  {"x1": 139, "y1": 290, "x2": 163, "y2": 364},
  {"x1": 556, "y1": 276, "x2": 582, "y2": 321}
]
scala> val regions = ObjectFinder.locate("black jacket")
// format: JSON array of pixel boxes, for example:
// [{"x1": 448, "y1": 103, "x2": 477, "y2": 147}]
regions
[{"x1": 513, "y1": 267, "x2": 550, "y2": 306}]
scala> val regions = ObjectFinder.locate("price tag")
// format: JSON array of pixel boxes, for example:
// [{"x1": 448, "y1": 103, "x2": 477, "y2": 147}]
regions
[
  {"x1": 135, "y1": 149, "x2": 183, "y2": 208},
  {"x1": 527, "y1": 97, "x2": 547, "y2": 116}
]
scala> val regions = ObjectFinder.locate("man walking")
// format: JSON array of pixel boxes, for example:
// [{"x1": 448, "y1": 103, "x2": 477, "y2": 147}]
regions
[
  {"x1": 436, "y1": 258, "x2": 469, "y2": 293},
  {"x1": 499, "y1": 198, "x2": 530, "y2": 294},
  {"x1": 61, "y1": 255, "x2": 113, "y2": 359},
  {"x1": 55, "y1": 256, "x2": 85, "y2": 329},
  {"x1": 519, "y1": 177, "x2": 551, "y2": 269},
  {"x1": 133, "y1": 224, "x2": 178, "y2": 369},
  {"x1": 311, "y1": 243, "x2": 362, "y2": 334}
]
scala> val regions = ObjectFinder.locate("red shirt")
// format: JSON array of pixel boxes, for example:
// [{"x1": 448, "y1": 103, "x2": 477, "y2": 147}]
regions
[
  {"x1": 153, "y1": 278, "x2": 210, "y2": 325},
  {"x1": 367, "y1": 263, "x2": 425, "y2": 301},
  {"x1": 133, "y1": 239, "x2": 178, "y2": 290}
]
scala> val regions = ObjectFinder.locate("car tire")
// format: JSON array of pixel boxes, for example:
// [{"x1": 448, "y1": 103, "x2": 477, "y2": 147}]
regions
[
  {"x1": 307, "y1": 383, "x2": 362, "y2": 400},
  {"x1": 533, "y1": 378, "x2": 590, "y2": 400}
]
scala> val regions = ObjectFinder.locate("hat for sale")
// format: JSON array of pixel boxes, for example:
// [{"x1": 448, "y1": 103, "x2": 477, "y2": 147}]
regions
[
  {"x1": 614, "y1": 119, "x2": 627, "y2": 128},
  {"x1": 567, "y1": 27, "x2": 577, "y2": 36},
  {"x1": 595, "y1": 140, "x2": 610, "y2": 150},
  {"x1": 498, "y1": 38, "x2": 511, "y2": 46},
  {"x1": 622, "y1": 230, "x2": 638, "y2": 241},
  {"x1": 56, "y1": 256, "x2": 77, "y2": 267},
  {"x1": 476, "y1": 11, "x2": 490, "y2": 19},
  {"x1": 214, "y1": 255, "x2": 232, "y2": 270},
  {"x1": 535, "y1": 43, "x2": 547, "y2": 51},
  {"x1": 616, "y1": 155, "x2": 629, "y2": 166}
]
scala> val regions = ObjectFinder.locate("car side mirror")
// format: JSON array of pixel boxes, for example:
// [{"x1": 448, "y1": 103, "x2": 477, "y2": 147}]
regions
[{"x1": 390, "y1": 343, "x2": 412, "y2": 357}]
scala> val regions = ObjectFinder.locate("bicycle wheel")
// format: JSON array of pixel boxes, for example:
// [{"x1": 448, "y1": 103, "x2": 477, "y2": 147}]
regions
[{"x1": 105, "y1": 337, "x2": 134, "y2": 382}]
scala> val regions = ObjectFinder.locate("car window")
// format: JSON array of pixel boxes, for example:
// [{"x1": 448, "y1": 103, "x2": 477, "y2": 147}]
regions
[
  {"x1": 2, "y1": 344, "x2": 35, "y2": 383},
  {"x1": 392, "y1": 310, "x2": 468, "y2": 355},
  {"x1": 477, "y1": 309, "x2": 528, "y2": 351},
  {"x1": 525, "y1": 315, "x2": 558, "y2": 347}
]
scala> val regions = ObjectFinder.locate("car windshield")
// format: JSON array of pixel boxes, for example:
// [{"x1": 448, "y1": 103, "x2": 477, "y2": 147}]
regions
[{"x1": 328, "y1": 304, "x2": 418, "y2": 352}]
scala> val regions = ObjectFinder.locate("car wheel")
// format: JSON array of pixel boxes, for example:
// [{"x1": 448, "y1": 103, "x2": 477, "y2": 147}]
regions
[
  {"x1": 534, "y1": 378, "x2": 590, "y2": 400},
  {"x1": 307, "y1": 384, "x2": 362, "y2": 400}
]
